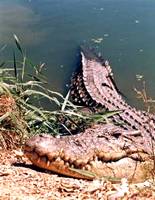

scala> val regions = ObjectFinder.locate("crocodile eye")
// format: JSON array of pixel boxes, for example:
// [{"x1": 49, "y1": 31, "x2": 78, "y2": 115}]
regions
[
  {"x1": 132, "y1": 125, "x2": 136, "y2": 130},
  {"x1": 112, "y1": 132, "x2": 121, "y2": 138},
  {"x1": 39, "y1": 134, "x2": 44, "y2": 137},
  {"x1": 102, "y1": 83, "x2": 106, "y2": 86}
]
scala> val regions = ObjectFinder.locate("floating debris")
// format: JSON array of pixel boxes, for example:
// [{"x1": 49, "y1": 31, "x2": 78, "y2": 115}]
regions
[
  {"x1": 135, "y1": 20, "x2": 140, "y2": 24},
  {"x1": 103, "y1": 33, "x2": 109, "y2": 37},
  {"x1": 91, "y1": 38, "x2": 103, "y2": 44},
  {"x1": 136, "y1": 74, "x2": 143, "y2": 81}
]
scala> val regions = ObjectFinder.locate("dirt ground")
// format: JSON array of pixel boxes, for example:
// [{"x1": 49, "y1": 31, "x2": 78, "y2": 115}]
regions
[
  {"x1": 0, "y1": 150, "x2": 155, "y2": 200},
  {"x1": 0, "y1": 96, "x2": 155, "y2": 199}
]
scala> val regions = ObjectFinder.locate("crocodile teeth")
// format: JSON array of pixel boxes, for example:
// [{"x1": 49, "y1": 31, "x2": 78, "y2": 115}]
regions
[
  {"x1": 37, "y1": 157, "x2": 41, "y2": 163},
  {"x1": 59, "y1": 148, "x2": 64, "y2": 158},
  {"x1": 65, "y1": 162, "x2": 70, "y2": 167},
  {"x1": 55, "y1": 157, "x2": 61, "y2": 162},
  {"x1": 97, "y1": 151, "x2": 105, "y2": 159},
  {"x1": 85, "y1": 164, "x2": 91, "y2": 171},
  {"x1": 58, "y1": 160, "x2": 65, "y2": 166},
  {"x1": 74, "y1": 159, "x2": 84, "y2": 167},
  {"x1": 46, "y1": 160, "x2": 51, "y2": 167},
  {"x1": 63, "y1": 155, "x2": 70, "y2": 162},
  {"x1": 71, "y1": 164, "x2": 75, "y2": 168}
]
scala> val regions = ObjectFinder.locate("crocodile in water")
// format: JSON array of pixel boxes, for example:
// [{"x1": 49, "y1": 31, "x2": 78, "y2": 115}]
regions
[{"x1": 24, "y1": 47, "x2": 155, "y2": 182}]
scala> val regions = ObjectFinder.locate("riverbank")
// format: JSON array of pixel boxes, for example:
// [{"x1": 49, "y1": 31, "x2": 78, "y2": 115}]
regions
[
  {"x1": 0, "y1": 76, "x2": 155, "y2": 200},
  {"x1": 0, "y1": 150, "x2": 154, "y2": 199},
  {"x1": 1, "y1": 37, "x2": 155, "y2": 199}
]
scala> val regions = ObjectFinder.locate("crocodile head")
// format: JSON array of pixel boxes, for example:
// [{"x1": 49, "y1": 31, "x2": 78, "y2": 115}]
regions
[
  {"x1": 24, "y1": 133, "x2": 97, "y2": 179},
  {"x1": 24, "y1": 124, "x2": 154, "y2": 182}
]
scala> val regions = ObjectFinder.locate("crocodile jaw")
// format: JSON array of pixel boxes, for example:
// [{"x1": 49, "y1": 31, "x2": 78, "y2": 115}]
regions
[
  {"x1": 24, "y1": 134, "x2": 96, "y2": 180},
  {"x1": 24, "y1": 133, "x2": 154, "y2": 182}
]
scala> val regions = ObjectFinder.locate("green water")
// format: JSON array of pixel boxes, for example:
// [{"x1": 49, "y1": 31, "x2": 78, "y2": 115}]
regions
[{"x1": 0, "y1": 0, "x2": 155, "y2": 108}]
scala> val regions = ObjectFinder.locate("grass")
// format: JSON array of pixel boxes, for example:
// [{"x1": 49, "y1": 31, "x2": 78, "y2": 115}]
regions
[
  {"x1": 1, "y1": 36, "x2": 155, "y2": 190},
  {"x1": 0, "y1": 36, "x2": 154, "y2": 145},
  {"x1": 0, "y1": 35, "x2": 118, "y2": 148},
  {"x1": 134, "y1": 75, "x2": 155, "y2": 113}
]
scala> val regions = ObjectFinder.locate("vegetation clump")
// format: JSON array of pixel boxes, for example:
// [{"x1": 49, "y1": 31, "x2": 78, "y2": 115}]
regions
[{"x1": 0, "y1": 36, "x2": 116, "y2": 149}]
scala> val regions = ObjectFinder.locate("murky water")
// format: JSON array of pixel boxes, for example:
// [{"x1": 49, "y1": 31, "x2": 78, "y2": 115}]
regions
[{"x1": 0, "y1": 0, "x2": 155, "y2": 108}]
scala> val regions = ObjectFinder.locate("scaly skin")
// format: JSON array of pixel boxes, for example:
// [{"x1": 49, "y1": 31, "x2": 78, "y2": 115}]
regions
[
  {"x1": 71, "y1": 47, "x2": 155, "y2": 134},
  {"x1": 24, "y1": 124, "x2": 154, "y2": 182},
  {"x1": 24, "y1": 47, "x2": 155, "y2": 182}
]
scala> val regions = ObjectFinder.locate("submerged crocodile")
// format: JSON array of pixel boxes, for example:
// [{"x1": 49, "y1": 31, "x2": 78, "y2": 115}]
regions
[{"x1": 24, "y1": 47, "x2": 155, "y2": 182}]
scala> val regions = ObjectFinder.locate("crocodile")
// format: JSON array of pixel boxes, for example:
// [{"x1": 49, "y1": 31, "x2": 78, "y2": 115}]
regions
[
  {"x1": 70, "y1": 47, "x2": 155, "y2": 135},
  {"x1": 24, "y1": 47, "x2": 155, "y2": 182}
]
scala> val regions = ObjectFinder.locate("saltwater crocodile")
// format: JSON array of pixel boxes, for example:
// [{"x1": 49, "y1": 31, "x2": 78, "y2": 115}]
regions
[{"x1": 24, "y1": 47, "x2": 155, "y2": 182}]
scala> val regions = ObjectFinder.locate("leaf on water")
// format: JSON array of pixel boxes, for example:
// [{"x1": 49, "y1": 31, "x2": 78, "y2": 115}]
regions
[
  {"x1": 91, "y1": 37, "x2": 103, "y2": 44},
  {"x1": 69, "y1": 167, "x2": 96, "y2": 179},
  {"x1": 136, "y1": 74, "x2": 143, "y2": 81}
]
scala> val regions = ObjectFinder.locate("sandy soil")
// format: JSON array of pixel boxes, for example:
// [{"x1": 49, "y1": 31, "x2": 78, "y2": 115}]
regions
[
  {"x1": 0, "y1": 150, "x2": 155, "y2": 200},
  {"x1": 0, "y1": 95, "x2": 155, "y2": 199}
]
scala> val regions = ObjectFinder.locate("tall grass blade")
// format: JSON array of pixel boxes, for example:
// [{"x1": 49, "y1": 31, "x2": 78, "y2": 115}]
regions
[
  {"x1": 13, "y1": 51, "x2": 17, "y2": 79},
  {"x1": 0, "y1": 83, "x2": 12, "y2": 95},
  {"x1": 13, "y1": 34, "x2": 23, "y2": 55},
  {"x1": 19, "y1": 99, "x2": 48, "y2": 120},
  {"x1": 69, "y1": 167, "x2": 96, "y2": 179},
  {"x1": 0, "y1": 62, "x2": 5, "y2": 68},
  {"x1": 61, "y1": 123, "x2": 72, "y2": 135},
  {"x1": 21, "y1": 89, "x2": 61, "y2": 106},
  {"x1": 27, "y1": 74, "x2": 47, "y2": 83},
  {"x1": 21, "y1": 56, "x2": 26, "y2": 81},
  {"x1": 0, "y1": 44, "x2": 7, "y2": 53},
  {"x1": 0, "y1": 112, "x2": 10, "y2": 123},
  {"x1": 89, "y1": 110, "x2": 122, "y2": 123},
  {"x1": 61, "y1": 90, "x2": 70, "y2": 112},
  {"x1": 101, "y1": 110, "x2": 122, "y2": 118},
  {"x1": 63, "y1": 110, "x2": 86, "y2": 119}
]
